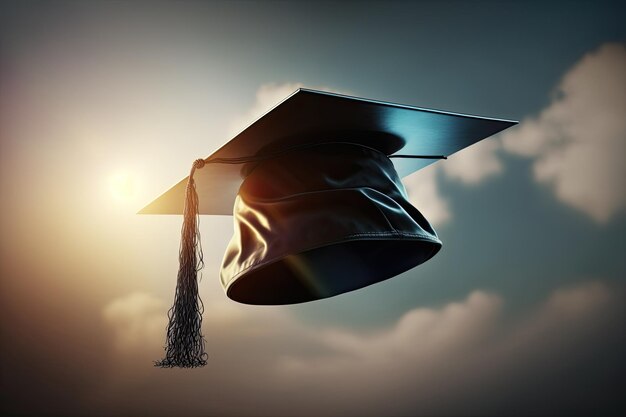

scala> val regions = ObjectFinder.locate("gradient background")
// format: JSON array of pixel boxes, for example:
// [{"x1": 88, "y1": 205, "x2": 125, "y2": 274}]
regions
[{"x1": 1, "y1": 1, "x2": 625, "y2": 416}]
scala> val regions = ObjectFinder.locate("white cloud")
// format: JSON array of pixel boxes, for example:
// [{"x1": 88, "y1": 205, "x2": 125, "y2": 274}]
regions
[
  {"x1": 414, "y1": 43, "x2": 626, "y2": 224},
  {"x1": 501, "y1": 43, "x2": 626, "y2": 223},
  {"x1": 272, "y1": 281, "x2": 619, "y2": 416},
  {"x1": 102, "y1": 292, "x2": 168, "y2": 352},
  {"x1": 228, "y1": 82, "x2": 352, "y2": 135},
  {"x1": 228, "y1": 82, "x2": 304, "y2": 135},
  {"x1": 101, "y1": 289, "x2": 300, "y2": 357},
  {"x1": 496, "y1": 281, "x2": 613, "y2": 353},
  {"x1": 97, "y1": 281, "x2": 622, "y2": 416},
  {"x1": 278, "y1": 290, "x2": 502, "y2": 375},
  {"x1": 543, "y1": 280, "x2": 612, "y2": 316},
  {"x1": 404, "y1": 164, "x2": 451, "y2": 226},
  {"x1": 441, "y1": 138, "x2": 503, "y2": 185}
]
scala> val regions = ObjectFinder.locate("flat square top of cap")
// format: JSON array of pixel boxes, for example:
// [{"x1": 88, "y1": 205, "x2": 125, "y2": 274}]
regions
[{"x1": 139, "y1": 89, "x2": 516, "y2": 215}]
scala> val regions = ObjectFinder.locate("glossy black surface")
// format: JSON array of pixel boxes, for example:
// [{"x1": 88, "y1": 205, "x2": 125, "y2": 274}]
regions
[{"x1": 221, "y1": 143, "x2": 441, "y2": 305}]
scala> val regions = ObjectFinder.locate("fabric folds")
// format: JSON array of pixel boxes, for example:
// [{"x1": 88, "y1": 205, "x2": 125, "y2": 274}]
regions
[{"x1": 221, "y1": 142, "x2": 442, "y2": 305}]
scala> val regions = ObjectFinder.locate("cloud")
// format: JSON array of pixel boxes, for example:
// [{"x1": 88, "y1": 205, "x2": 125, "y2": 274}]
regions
[
  {"x1": 441, "y1": 138, "x2": 503, "y2": 185},
  {"x1": 272, "y1": 281, "x2": 622, "y2": 416},
  {"x1": 274, "y1": 290, "x2": 504, "y2": 415},
  {"x1": 228, "y1": 82, "x2": 304, "y2": 135},
  {"x1": 96, "y1": 281, "x2": 623, "y2": 416},
  {"x1": 278, "y1": 290, "x2": 502, "y2": 375},
  {"x1": 102, "y1": 292, "x2": 168, "y2": 352},
  {"x1": 415, "y1": 43, "x2": 626, "y2": 225},
  {"x1": 501, "y1": 43, "x2": 626, "y2": 223},
  {"x1": 493, "y1": 281, "x2": 613, "y2": 356},
  {"x1": 404, "y1": 164, "x2": 451, "y2": 226},
  {"x1": 228, "y1": 82, "x2": 352, "y2": 135}
]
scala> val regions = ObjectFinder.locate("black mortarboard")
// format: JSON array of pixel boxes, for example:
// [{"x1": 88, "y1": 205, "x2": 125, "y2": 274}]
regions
[{"x1": 141, "y1": 89, "x2": 516, "y2": 367}]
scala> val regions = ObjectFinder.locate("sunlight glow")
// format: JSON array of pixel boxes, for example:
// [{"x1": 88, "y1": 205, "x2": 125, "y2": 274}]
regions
[{"x1": 108, "y1": 172, "x2": 136, "y2": 202}]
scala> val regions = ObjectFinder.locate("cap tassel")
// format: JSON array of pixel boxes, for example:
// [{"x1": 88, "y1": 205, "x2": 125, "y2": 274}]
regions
[{"x1": 155, "y1": 159, "x2": 208, "y2": 368}]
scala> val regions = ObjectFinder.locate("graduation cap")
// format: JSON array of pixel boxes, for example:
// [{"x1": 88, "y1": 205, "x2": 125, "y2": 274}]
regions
[{"x1": 141, "y1": 89, "x2": 517, "y2": 367}]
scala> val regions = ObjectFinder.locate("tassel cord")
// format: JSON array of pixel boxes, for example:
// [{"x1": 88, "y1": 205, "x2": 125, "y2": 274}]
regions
[{"x1": 155, "y1": 159, "x2": 208, "y2": 368}]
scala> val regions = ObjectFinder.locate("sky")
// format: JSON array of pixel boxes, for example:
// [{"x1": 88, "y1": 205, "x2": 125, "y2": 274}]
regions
[{"x1": 1, "y1": 1, "x2": 625, "y2": 416}]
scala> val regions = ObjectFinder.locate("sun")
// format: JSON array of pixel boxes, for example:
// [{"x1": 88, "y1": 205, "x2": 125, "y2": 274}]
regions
[{"x1": 108, "y1": 171, "x2": 135, "y2": 202}]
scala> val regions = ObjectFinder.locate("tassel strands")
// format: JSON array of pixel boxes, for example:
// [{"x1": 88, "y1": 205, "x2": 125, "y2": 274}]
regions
[{"x1": 155, "y1": 159, "x2": 208, "y2": 368}]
